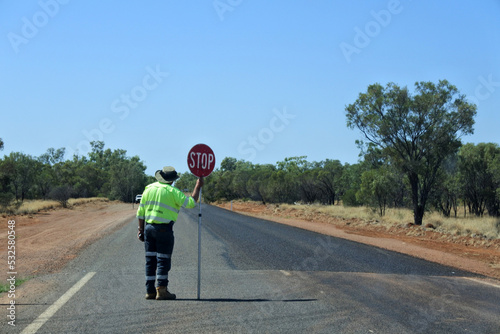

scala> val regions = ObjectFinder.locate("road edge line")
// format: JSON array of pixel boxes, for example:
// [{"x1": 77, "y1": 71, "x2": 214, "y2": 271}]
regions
[
  {"x1": 21, "y1": 271, "x2": 96, "y2": 334},
  {"x1": 464, "y1": 277, "x2": 500, "y2": 289}
]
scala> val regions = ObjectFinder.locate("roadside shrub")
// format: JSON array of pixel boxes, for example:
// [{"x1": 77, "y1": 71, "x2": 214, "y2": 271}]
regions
[
  {"x1": 49, "y1": 185, "x2": 73, "y2": 208},
  {"x1": 342, "y1": 189, "x2": 360, "y2": 207}
]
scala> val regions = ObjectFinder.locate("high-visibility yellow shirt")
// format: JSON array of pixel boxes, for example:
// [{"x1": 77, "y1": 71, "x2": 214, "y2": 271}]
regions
[{"x1": 137, "y1": 182, "x2": 196, "y2": 224}]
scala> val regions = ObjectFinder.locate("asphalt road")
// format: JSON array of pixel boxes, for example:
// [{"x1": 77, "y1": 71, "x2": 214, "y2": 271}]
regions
[{"x1": 7, "y1": 204, "x2": 500, "y2": 333}]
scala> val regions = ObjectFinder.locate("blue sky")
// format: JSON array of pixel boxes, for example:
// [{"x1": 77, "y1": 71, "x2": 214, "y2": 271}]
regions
[{"x1": 1, "y1": 0, "x2": 499, "y2": 176}]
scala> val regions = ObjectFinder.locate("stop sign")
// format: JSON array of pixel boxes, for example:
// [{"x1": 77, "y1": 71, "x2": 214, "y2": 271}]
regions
[{"x1": 187, "y1": 144, "x2": 216, "y2": 177}]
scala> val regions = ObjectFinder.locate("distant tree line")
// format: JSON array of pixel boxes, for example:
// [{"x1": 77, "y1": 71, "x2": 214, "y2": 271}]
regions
[
  {"x1": 1, "y1": 140, "x2": 499, "y2": 220},
  {"x1": 0, "y1": 141, "x2": 153, "y2": 208}
]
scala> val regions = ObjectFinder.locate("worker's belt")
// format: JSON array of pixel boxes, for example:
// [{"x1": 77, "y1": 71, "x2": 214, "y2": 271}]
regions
[{"x1": 146, "y1": 221, "x2": 174, "y2": 229}]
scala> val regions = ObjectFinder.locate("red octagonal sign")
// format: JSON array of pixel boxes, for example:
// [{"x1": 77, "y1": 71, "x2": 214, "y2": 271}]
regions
[{"x1": 187, "y1": 144, "x2": 216, "y2": 177}]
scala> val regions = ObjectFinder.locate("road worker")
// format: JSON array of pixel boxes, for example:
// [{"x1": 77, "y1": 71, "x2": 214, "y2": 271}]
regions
[{"x1": 137, "y1": 166, "x2": 203, "y2": 300}]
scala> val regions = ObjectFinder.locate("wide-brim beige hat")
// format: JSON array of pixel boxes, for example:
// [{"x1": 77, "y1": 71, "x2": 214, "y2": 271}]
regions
[{"x1": 155, "y1": 166, "x2": 179, "y2": 183}]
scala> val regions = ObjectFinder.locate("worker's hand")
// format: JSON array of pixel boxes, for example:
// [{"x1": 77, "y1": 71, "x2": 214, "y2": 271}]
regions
[
  {"x1": 137, "y1": 230, "x2": 145, "y2": 242},
  {"x1": 196, "y1": 177, "x2": 204, "y2": 188}
]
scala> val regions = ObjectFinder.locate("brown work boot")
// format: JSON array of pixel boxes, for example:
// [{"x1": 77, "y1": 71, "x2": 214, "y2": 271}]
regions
[
  {"x1": 145, "y1": 292, "x2": 156, "y2": 300},
  {"x1": 156, "y1": 286, "x2": 176, "y2": 300}
]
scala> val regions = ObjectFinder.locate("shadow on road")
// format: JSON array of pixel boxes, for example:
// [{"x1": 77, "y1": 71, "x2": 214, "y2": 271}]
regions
[{"x1": 174, "y1": 298, "x2": 317, "y2": 302}]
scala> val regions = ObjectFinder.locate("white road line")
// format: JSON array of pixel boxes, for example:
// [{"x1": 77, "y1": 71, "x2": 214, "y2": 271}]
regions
[
  {"x1": 21, "y1": 272, "x2": 96, "y2": 334},
  {"x1": 280, "y1": 270, "x2": 291, "y2": 276},
  {"x1": 464, "y1": 277, "x2": 500, "y2": 289}
]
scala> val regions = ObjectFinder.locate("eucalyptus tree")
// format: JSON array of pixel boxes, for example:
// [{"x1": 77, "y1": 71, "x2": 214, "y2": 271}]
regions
[{"x1": 346, "y1": 80, "x2": 476, "y2": 225}]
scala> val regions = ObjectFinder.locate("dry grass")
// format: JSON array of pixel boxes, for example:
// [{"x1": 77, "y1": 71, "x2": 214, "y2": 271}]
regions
[
  {"x1": 2, "y1": 197, "x2": 109, "y2": 215},
  {"x1": 279, "y1": 203, "x2": 500, "y2": 240},
  {"x1": 431, "y1": 215, "x2": 500, "y2": 239}
]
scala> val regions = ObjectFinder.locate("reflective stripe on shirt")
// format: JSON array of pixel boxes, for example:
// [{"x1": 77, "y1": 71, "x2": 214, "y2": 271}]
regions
[{"x1": 141, "y1": 201, "x2": 179, "y2": 214}]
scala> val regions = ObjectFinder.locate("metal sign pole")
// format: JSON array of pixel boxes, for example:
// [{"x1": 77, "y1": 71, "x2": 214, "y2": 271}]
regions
[
  {"x1": 197, "y1": 187, "x2": 202, "y2": 300},
  {"x1": 188, "y1": 144, "x2": 214, "y2": 301}
]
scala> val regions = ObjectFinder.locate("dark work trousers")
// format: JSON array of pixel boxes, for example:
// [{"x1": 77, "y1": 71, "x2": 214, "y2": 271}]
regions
[{"x1": 144, "y1": 223, "x2": 175, "y2": 293}]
